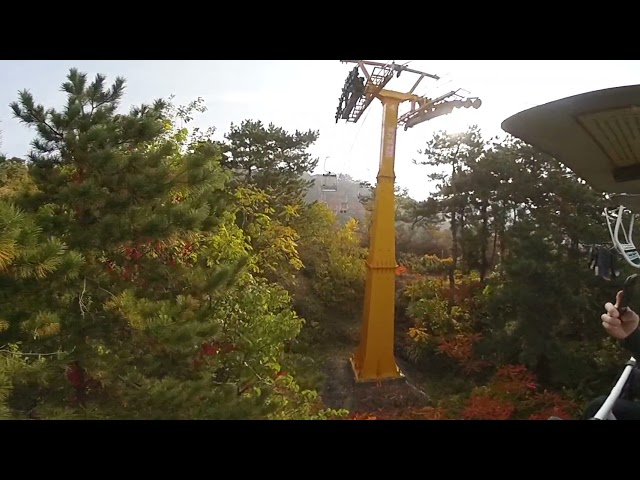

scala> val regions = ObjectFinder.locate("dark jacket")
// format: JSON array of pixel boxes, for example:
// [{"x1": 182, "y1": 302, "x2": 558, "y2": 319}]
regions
[{"x1": 623, "y1": 328, "x2": 640, "y2": 359}]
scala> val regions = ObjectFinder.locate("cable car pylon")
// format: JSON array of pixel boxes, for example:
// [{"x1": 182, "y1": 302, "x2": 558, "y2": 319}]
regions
[{"x1": 335, "y1": 60, "x2": 481, "y2": 382}]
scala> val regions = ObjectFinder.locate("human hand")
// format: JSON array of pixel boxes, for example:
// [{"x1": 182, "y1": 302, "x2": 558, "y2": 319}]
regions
[{"x1": 602, "y1": 290, "x2": 640, "y2": 340}]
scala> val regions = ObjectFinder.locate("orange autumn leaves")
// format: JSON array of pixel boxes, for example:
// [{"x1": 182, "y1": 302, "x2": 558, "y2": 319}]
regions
[{"x1": 350, "y1": 364, "x2": 579, "y2": 421}]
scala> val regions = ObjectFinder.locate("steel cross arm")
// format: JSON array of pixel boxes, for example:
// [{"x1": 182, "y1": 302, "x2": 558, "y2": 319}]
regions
[
  {"x1": 397, "y1": 90, "x2": 460, "y2": 125},
  {"x1": 339, "y1": 60, "x2": 440, "y2": 81}
]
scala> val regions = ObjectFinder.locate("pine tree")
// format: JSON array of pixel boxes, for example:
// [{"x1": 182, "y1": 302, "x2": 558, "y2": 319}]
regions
[
  {"x1": 0, "y1": 200, "x2": 82, "y2": 418},
  {"x1": 0, "y1": 137, "x2": 78, "y2": 418},
  {"x1": 2, "y1": 68, "x2": 272, "y2": 418},
  {"x1": 222, "y1": 119, "x2": 319, "y2": 208}
]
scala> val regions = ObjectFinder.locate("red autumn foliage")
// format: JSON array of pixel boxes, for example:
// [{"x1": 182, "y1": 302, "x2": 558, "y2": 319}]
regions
[
  {"x1": 345, "y1": 363, "x2": 578, "y2": 421},
  {"x1": 462, "y1": 395, "x2": 515, "y2": 420},
  {"x1": 437, "y1": 333, "x2": 490, "y2": 374},
  {"x1": 201, "y1": 343, "x2": 221, "y2": 357},
  {"x1": 203, "y1": 342, "x2": 238, "y2": 355},
  {"x1": 523, "y1": 390, "x2": 579, "y2": 420},
  {"x1": 491, "y1": 364, "x2": 538, "y2": 399},
  {"x1": 350, "y1": 412, "x2": 378, "y2": 420},
  {"x1": 462, "y1": 365, "x2": 579, "y2": 420},
  {"x1": 101, "y1": 237, "x2": 200, "y2": 286},
  {"x1": 124, "y1": 246, "x2": 143, "y2": 260},
  {"x1": 438, "y1": 334, "x2": 481, "y2": 362},
  {"x1": 192, "y1": 341, "x2": 239, "y2": 370},
  {"x1": 66, "y1": 362, "x2": 84, "y2": 388},
  {"x1": 395, "y1": 265, "x2": 409, "y2": 276},
  {"x1": 437, "y1": 280, "x2": 483, "y2": 304},
  {"x1": 65, "y1": 362, "x2": 102, "y2": 407}
]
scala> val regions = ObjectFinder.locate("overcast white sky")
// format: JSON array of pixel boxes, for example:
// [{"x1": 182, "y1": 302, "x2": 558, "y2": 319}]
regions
[{"x1": 1, "y1": 60, "x2": 639, "y2": 200}]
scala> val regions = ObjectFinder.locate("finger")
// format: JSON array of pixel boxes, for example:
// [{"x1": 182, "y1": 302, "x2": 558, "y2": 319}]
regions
[
  {"x1": 602, "y1": 313, "x2": 621, "y2": 326},
  {"x1": 605, "y1": 302, "x2": 620, "y2": 318},
  {"x1": 616, "y1": 290, "x2": 624, "y2": 308},
  {"x1": 603, "y1": 320, "x2": 622, "y2": 330}
]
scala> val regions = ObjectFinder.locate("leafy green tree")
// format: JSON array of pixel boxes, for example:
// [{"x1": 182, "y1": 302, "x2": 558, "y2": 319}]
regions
[
  {"x1": 296, "y1": 203, "x2": 366, "y2": 316},
  {"x1": 0, "y1": 157, "x2": 37, "y2": 201},
  {"x1": 476, "y1": 139, "x2": 620, "y2": 390},
  {"x1": 415, "y1": 126, "x2": 486, "y2": 306}
]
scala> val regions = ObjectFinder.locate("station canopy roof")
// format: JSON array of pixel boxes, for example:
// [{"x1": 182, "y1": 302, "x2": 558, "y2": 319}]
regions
[{"x1": 502, "y1": 84, "x2": 640, "y2": 196}]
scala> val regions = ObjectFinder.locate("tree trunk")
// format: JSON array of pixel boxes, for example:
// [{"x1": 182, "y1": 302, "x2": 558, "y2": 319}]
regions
[
  {"x1": 479, "y1": 199, "x2": 489, "y2": 282},
  {"x1": 499, "y1": 227, "x2": 506, "y2": 272},
  {"x1": 569, "y1": 236, "x2": 580, "y2": 260},
  {"x1": 448, "y1": 163, "x2": 459, "y2": 315},
  {"x1": 448, "y1": 211, "x2": 457, "y2": 315},
  {"x1": 460, "y1": 206, "x2": 470, "y2": 275},
  {"x1": 536, "y1": 353, "x2": 552, "y2": 385},
  {"x1": 489, "y1": 229, "x2": 498, "y2": 269}
]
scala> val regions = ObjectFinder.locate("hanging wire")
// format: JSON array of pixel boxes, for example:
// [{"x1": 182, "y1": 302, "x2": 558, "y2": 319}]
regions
[
  {"x1": 323, "y1": 155, "x2": 330, "y2": 172},
  {"x1": 419, "y1": 72, "x2": 452, "y2": 99},
  {"x1": 346, "y1": 105, "x2": 372, "y2": 157}
]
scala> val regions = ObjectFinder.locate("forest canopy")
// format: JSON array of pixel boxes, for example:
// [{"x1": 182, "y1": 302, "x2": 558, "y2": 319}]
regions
[{"x1": 0, "y1": 68, "x2": 627, "y2": 420}]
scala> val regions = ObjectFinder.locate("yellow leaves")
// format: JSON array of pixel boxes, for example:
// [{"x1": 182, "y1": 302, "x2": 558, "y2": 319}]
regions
[
  {"x1": 440, "y1": 257, "x2": 454, "y2": 267},
  {"x1": 232, "y1": 186, "x2": 304, "y2": 277},
  {"x1": 403, "y1": 278, "x2": 433, "y2": 301},
  {"x1": 281, "y1": 204, "x2": 300, "y2": 221},
  {"x1": 289, "y1": 257, "x2": 304, "y2": 270},
  {"x1": 343, "y1": 217, "x2": 360, "y2": 236},
  {"x1": 408, "y1": 327, "x2": 429, "y2": 343},
  {"x1": 297, "y1": 209, "x2": 365, "y2": 313},
  {"x1": 235, "y1": 187, "x2": 272, "y2": 212},
  {"x1": 0, "y1": 320, "x2": 8, "y2": 333},
  {"x1": 422, "y1": 254, "x2": 441, "y2": 267}
]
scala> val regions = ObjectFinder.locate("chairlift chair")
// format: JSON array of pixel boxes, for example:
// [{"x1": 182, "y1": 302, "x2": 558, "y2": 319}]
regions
[
  {"x1": 321, "y1": 173, "x2": 338, "y2": 192},
  {"x1": 357, "y1": 181, "x2": 371, "y2": 200},
  {"x1": 604, "y1": 205, "x2": 640, "y2": 268},
  {"x1": 339, "y1": 197, "x2": 348, "y2": 213}
]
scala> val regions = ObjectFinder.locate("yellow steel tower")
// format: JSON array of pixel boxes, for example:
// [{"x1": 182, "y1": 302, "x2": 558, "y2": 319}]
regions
[{"x1": 335, "y1": 60, "x2": 481, "y2": 382}]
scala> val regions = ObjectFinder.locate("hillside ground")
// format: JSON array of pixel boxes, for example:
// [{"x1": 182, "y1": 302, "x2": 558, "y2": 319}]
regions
[{"x1": 292, "y1": 294, "x2": 465, "y2": 419}]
